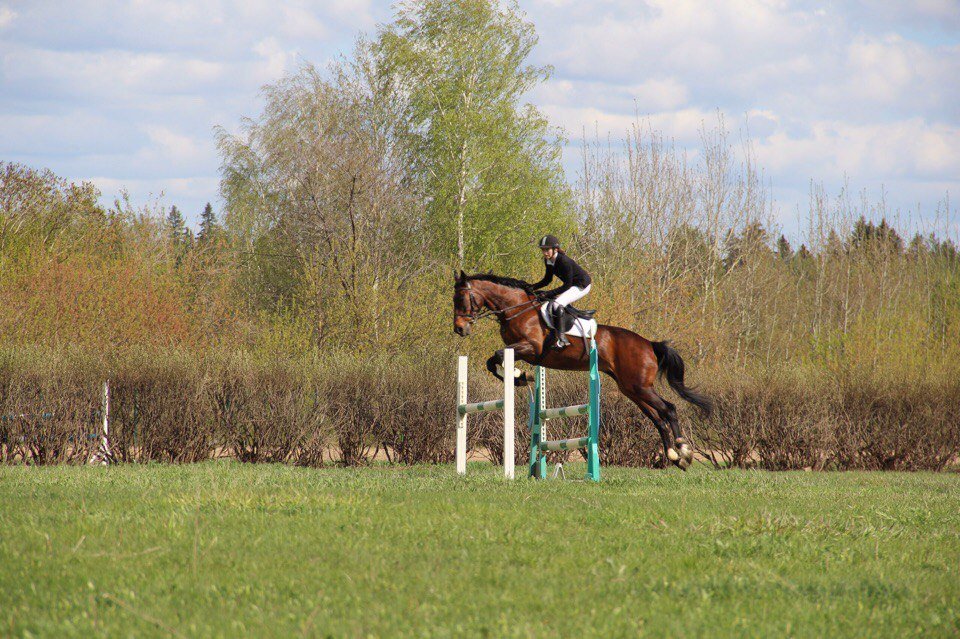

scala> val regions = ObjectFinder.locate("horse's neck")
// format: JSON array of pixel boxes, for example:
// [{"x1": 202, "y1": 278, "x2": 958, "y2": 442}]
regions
[{"x1": 481, "y1": 283, "x2": 527, "y2": 314}]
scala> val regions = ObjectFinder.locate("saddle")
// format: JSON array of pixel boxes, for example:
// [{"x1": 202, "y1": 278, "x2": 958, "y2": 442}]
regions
[{"x1": 565, "y1": 305, "x2": 596, "y2": 320}]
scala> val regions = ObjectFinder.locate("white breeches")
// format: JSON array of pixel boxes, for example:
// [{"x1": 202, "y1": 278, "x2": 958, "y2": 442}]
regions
[{"x1": 553, "y1": 284, "x2": 591, "y2": 307}]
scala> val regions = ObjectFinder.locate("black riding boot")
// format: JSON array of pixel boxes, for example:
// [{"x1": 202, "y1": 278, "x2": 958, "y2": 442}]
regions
[{"x1": 551, "y1": 305, "x2": 570, "y2": 349}]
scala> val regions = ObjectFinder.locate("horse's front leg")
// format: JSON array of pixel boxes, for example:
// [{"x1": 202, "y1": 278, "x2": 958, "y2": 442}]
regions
[{"x1": 485, "y1": 342, "x2": 538, "y2": 387}]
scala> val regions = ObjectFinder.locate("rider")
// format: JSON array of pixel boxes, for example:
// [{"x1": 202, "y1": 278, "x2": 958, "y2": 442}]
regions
[{"x1": 532, "y1": 235, "x2": 592, "y2": 349}]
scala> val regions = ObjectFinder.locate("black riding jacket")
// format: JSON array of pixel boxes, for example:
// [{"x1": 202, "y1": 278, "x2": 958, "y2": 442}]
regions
[{"x1": 532, "y1": 252, "x2": 592, "y2": 299}]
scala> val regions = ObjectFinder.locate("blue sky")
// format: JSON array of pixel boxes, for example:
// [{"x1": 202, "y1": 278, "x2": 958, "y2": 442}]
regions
[{"x1": 1, "y1": 1, "x2": 958, "y2": 239}]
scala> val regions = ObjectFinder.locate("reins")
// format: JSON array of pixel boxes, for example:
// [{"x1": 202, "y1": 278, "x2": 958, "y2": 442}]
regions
[{"x1": 455, "y1": 285, "x2": 542, "y2": 325}]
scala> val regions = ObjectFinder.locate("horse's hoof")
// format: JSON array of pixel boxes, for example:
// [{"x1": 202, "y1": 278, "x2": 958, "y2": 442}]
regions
[
  {"x1": 667, "y1": 447, "x2": 680, "y2": 462},
  {"x1": 679, "y1": 443, "x2": 693, "y2": 463},
  {"x1": 678, "y1": 457, "x2": 690, "y2": 471}
]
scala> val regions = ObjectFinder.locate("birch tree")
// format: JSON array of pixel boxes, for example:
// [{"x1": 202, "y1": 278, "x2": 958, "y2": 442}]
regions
[{"x1": 378, "y1": 0, "x2": 570, "y2": 270}]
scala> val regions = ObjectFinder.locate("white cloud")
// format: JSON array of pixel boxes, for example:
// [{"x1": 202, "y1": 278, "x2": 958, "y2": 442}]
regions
[
  {"x1": 143, "y1": 126, "x2": 208, "y2": 161},
  {"x1": 2, "y1": 48, "x2": 227, "y2": 100},
  {"x1": 253, "y1": 37, "x2": 295, "y2": 82},
  {"x1": 0, "y1": 6, "x2": 16, "y2": 29},
  {"x1": 756, "y1": 119, "x2": 960, "y2": 180},
  {"x1": 533, "y1": 77, "x2": 689, "y2": 117},
  {"x1": 543, "y1": 105, "x2": 638, "y2": 139},
  {"x1": 279, "y1": 6, "x2": 330, "y2": 39}
]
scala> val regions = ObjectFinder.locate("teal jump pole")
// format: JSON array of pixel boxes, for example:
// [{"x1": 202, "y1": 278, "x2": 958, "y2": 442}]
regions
[
  {"x1": 529, "y1": 338, "x2": 601, "y2": 481},
  {"x1": 528, "y1": 365, "x2": 547, "y2": 479},
  {"x1": 585, "y1": 341, "x2": 601, "y2": 481}
]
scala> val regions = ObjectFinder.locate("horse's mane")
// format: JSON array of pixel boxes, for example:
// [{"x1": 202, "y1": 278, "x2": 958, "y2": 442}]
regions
[{"x1": 464, "y1": 273, "x2": 536, "y2": 294}]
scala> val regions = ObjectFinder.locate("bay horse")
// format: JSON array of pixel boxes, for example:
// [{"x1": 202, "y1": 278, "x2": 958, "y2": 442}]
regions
[{"x1": 452, "y1": 271, "x2": 712, "y2": 469}]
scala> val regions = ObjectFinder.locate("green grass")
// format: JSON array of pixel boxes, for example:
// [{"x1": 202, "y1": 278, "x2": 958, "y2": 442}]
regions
[{"x1": 1, "y1": 463, "x2": 958, "y2": 638}]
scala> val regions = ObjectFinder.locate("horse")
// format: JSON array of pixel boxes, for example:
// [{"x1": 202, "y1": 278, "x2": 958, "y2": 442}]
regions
[{"x1": 452, "y1": 271, "x2": 712, "y2": 469}]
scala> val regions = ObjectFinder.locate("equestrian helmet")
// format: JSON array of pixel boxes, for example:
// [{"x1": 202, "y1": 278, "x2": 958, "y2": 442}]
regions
[{"x1": 538, "y1": 234, "x2": 560, "y2": 249}]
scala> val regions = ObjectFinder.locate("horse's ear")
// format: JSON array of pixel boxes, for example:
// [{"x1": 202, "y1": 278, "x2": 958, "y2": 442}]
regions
[{"x1": 458, "y1": 270, "x2": 467, "y2": 281}]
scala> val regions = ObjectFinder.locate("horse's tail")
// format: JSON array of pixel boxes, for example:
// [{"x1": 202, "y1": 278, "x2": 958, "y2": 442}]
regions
[{"x1": 651, "y1": 341, "x2": 713, "y2": 417}]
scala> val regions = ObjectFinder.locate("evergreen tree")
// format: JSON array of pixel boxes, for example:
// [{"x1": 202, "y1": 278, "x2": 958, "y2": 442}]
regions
[
  {"x1": 826, "y1": 229, "x2": 844, "y2": 256},
  {"x1": 850, "y1": 216, "x2": 903, "y2": 254},
  {"x1": 933, "y1": 237, "x2": 958, "y2": 263},
  {"x1": 723, "y1": 221, "x2": 770, "y2": 270},
  {"x1": 876, "y1": 218, "x2": 904, "y2": 253},
  {"x1": 167, "y1": 205, "x2": 185, "y2": 244},
  {"x1": 776, "y1": 234, "x2": 793, "y2": 261},
  {"x1": 197, "y1": 202, "x2": 219, "y2": 245},
  {"x1": 850, "y1": 215, "x2": 872, "y2": 250},
  {"x1": 166, "y1": 205, "x2": 192, "y2": 267},
  {"x1": 908, "y1": 233, "x2": 926, "y2": 257}
]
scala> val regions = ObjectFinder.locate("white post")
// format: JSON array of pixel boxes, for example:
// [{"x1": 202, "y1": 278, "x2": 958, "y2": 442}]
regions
[
  {"x1": 503, "y1": 348, "x2": 515, "y2": 479},
  {"x1": 100, "y1": 380, "x2": 113, "y2": 462},
  {"x1": 456, "y1": 356, "x2": 468, "y2": 475}
]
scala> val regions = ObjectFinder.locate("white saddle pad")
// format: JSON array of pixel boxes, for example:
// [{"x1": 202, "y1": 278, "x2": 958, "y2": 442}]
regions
[{"x1": 541, "y1": 303, "x2": 598, "y2": 338}]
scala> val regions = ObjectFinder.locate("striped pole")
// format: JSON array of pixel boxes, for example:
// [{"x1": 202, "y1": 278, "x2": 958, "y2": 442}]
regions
[
  {"x1": 528, "y1": 338, "x2": 602, "y2": 481},
  {"x1": 540, "y1": 403, "x2": 589, "y2": 419},
  {"x1": 539, "y1": 436, "x2": 590, "y2": 452}
]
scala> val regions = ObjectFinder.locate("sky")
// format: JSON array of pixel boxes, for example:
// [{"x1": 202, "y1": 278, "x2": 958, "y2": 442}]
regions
[{"x1": 1, "y1": 0, "x2": 958, "y2": 238}]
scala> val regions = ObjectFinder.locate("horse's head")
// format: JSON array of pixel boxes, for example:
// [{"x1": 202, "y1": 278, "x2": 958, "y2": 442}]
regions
[
  {"x1": 453, "y1": 271, "x2": 537, "y2": 337},
  {"x1": 453, "y1": 270, "x2": 479, "y2": 336}
]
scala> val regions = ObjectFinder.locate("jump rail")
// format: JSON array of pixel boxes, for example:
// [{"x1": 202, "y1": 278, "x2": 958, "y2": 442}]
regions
[
  {"x1": 529, "y1": 339, "x2": 601, "y2": 481},
  {"x1": 456, "y1": 348, "x2": 515, "y2": 479}
]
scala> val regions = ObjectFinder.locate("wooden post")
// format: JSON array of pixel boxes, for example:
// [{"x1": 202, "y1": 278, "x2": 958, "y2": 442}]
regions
[{"x1": 97, "y1": 380, "x2": 114, "y2": 464}]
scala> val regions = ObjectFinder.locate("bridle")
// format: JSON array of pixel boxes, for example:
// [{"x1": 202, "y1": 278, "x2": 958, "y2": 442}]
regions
[{"x1": 455, "y1": 282, "x2": 542, "y2": 327}]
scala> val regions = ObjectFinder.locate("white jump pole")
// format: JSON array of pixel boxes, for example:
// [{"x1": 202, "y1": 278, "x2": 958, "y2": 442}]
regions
[
  {"x1": 503, "y1": 349, "x2": 515, "y2": 479},
  {"x1": 456, "y1": 348, "x2": 515, "y2": 479},
  {"x1": 456, "y1": 356, "x2": 469, "y2": 475}
]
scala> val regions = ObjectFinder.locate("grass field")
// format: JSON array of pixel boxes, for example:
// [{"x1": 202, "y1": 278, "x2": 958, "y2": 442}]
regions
[{"x1": 1, "y1": 462, "x2": 958, "y2": 638}]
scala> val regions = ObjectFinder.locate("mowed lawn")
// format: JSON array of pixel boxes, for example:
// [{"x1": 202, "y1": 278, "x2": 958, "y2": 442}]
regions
[{"x1": 1, "y1": 463, "x2": 958, "y2": 638}]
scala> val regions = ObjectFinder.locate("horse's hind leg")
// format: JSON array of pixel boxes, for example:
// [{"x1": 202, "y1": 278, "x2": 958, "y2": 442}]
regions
[
  {"x1": 618, "y1": 382, "x2": 684, "y2": 469},
  {"x1": 637, "y1": 387, "x2": 689, "y2": 470},
  {"x1": 658, "y1": 394, "x2": 693, "y2": 465},
  {"x1": 636, "y1": 401, "x2": 677, "y2": 469}
]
